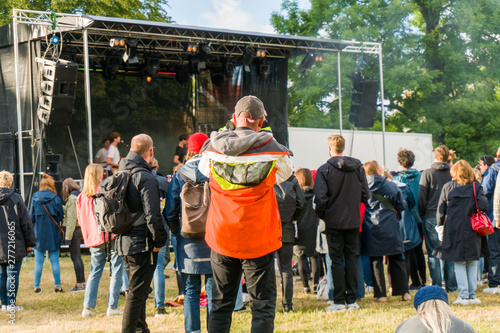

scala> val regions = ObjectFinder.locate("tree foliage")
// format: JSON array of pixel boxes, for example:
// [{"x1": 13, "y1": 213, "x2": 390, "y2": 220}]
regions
[
  {"x1": 0, "y1": 0, "x2": 171, "y2": 26},
  {"x1": 272, "y1": 0, "x2": 500, "y2": 163}
]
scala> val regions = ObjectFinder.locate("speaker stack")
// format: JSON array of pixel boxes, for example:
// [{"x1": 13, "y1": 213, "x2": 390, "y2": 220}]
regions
[
  {"x1": 37, "y1": 59, "x2": 78, "y2": 126},
  {"x1": 349, "y1": 77, "x2": 380, "y2": 128}
]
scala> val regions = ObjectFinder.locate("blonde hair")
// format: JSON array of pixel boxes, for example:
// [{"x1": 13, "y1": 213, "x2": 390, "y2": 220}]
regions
[
  {"x1": 295, "y1": 168, "x2": 314, "y2": 191},
  {"x1": 39, "y1": 173, "x2": 57, "y2": 194},
  {"x1": 62, "y1": 178, "x2": 80, "y2": 202},
  {"x1": 434, "y1": 145, "x2": 450, "y2": 162},
  {"x1": 184, "y1": 149, "x2": 197, "y2": 163},
  {"x1": 383, "y1": 170, "x2": 393, "y2": 180},
  {"x1": 82, "y1": 164, "x2": 103, "y2": 197},
  {"x1": 450, "y1": 160, "x2": 474, "y2": 185},
  {"x1": 416, "y1": 299, "x2": 452, "y2": 333},
  {"x1": 327, "y1": 135, "x2": 345, "y2": 154},
  {"x1": 473, "y1": 168, "x2": 482, "y2": 183},
  {"x1": 363, "y1": 160, "x2": 380, "y2": 176},
  {"x1": 0, "y1": 170, "x2": 14, "y2": 188}
]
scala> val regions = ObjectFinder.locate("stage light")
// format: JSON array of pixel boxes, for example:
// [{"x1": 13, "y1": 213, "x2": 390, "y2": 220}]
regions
[
  {"x1": 110, "y1": 38, "x2": 126, "y2": 48},
  {"x1": 186, "y1": 43, "x2": 199, "y2": 53},
  {"x1": 104, "y1": 55, "x2": 121, "y2": 80},
  {"x1": 315, "y1": 55, "x2": 324, "y2": 62},
  {"x1": 223, "y1": 61, "x2": 234, "y2": 78},
  {"x1": 144, "y1": 54, "x2": 160, "y2": 76},
  {"x1": 298, "y1": 53, "x2": 316, "y2": 74},
  {"x1": 241, "y1": 47, "x2": 256, "y2": 71},
  {"x1": 123, "y1": 39, "x2": 139, "y2": 64},
  {"x1": 145, "y1": 75, "x2": 153, "y2": 83},
  {"x1": 256, "y1": 49, "x2": 267, "y2": 58}
]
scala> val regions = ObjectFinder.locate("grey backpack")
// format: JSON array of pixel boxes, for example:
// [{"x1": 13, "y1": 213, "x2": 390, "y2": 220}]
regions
[{"x1": 177, "y1": 170, "x2": 210, "y2": 239}]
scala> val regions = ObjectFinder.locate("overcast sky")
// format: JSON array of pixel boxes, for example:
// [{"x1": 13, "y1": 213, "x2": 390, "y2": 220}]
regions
[{"x1": 167, "y1": 0, "x2": 310, "y2": 33}]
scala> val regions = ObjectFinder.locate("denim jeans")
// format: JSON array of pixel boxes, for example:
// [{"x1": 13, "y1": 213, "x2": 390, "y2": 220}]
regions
[
  {"x1": 122, "y1": 266, "x2": 129, "y2": 291},
  {"x1": 182, "y1": 273, "x2": 213, "y2": 333},
  {"x1": 153, "y1": 245, "x2": 167, "y2": 308},
  {"x1": 423, "y1": 217, "x2": 442, "y2": 286},
  {"x1": 325, "y1": 253, "x2": 334, "y2": 301},
  {"x1": 234, "y1": 282, "x2": 243, "y2": 310},
  {"x1": 0, "y1": 260, "x2": 23, "y2": 306},
  {"x1": 356, "y1": 256, "x2": 365, "y2": 299},
  {"x1": 34, "y1": 249, "x2": 61, "y2": 288},
  {"x1": 83, "y1": 244, "x2": 123, "y2": 309},
  {"x1": 455, "y1": 261, "x2": 478, "y2": 299},
  {"x1": 478, "y1": 257, "x2": 484, "y2": 282}
]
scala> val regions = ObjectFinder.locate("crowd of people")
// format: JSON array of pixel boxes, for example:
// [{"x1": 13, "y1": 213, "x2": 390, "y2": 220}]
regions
[{"x1": 0, "y1": 95, "x2": 499, "y2": 333}]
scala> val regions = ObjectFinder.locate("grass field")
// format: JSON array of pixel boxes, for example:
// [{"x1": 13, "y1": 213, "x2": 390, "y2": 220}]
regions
[{"x1": 1, "y1": 254, "x2": 500, "y2": 332}]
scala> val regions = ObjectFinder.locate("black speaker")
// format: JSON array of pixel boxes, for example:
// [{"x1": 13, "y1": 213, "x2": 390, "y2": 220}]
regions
[
  {"x1": 46, "y1": 154, "x2": 63, "y2": 181},
  {"x1": 37, "y1": 59, "x2": 78, "y2": 126},
  {"x1": 349, "y1": 78, "x2": 380, "y2": 127}
]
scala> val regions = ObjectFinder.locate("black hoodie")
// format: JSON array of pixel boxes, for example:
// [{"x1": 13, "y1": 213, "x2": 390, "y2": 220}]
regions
[
  {"x1": 115, "y1": 151, "x2": 168, "y2": 256},
  {"x1": 0, "y1": 188, "x2": 36, "y2": 263},
  {"x1": 418, "y1": 162, "x2": 452, "y2": 219},
  {"x1": 314, "y1": 156, "x2": 370, "y2": 230}
]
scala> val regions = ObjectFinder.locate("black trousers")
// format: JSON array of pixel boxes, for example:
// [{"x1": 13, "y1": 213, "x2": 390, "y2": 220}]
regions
[
  {"x1": 276, "y1": 243, "x2": 294, "y2": 308},
  {"x1": 69, "y1": 227, "x2": 85, "y2": 284},
  {"x1": 296, "y1": 253, "x2": 320, "y2": 290},
  {"x1": 121, "y1": 251, "x2": 158, "y2": 333},
  {"x1": 409, "y1": 223, "x2": 426, "y2": 287},
  {"x1": 208, "y1": 251, "x2": 276, "y2": 333},
  {"x1": 370, "y1": 254, "x2": 409, "y2": 298},
  {"x1": 326, "y1": 228, "x2": 358, "y2": 305}
]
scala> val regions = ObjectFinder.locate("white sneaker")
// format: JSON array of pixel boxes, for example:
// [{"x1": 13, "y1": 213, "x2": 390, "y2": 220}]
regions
[
  {"x1": 482, "y1": 286, "x2": 500, "y2": 294},
  {"x1": 366, "y1": 286, "x2": 374, "y2": 292},
  {"x1": 82, "y1": 308, "x2": 95, "y2": 318},
  {"x1": 468, "y1": 298, "x2": 481, "y2": 305},
  {"x1": 347, "y1": 302, "x2": 360, "y2": 310},
  {"x1": 326, "y1": 300, "x2": 334, "y2": 305},
  {"x1": 453, "y1": 297, "x2": 469, "y2": 305},
  {"x1": 1, "y1": 305, "x2": 6, "y2": 311},
  {"x1": 4, "y1": 305, "x2": 22, "y2": 311},
  {"x1": 107, "y1": 307, "x2": 123, "y2": 316},
  {"x1": 326, "y1": 303, "x2": 346, "y2": 311}
]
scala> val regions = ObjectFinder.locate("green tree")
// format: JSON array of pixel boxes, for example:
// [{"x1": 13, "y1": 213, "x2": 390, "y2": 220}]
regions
[
  {"x1": 0, "y1": 0, "x2": 171, "y2": 26},
  {"x1": 272, "y1": 0, "x2": 500, "y2": 163}
]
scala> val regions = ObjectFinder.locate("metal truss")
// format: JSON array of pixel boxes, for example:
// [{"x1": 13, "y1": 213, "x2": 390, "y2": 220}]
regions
[{"x1": 342, "y1": 42, "x2": 382, "y2": 54}]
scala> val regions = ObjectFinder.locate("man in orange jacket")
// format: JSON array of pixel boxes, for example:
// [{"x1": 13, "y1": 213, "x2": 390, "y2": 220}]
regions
[{"x1": 199, "y1": 96, "x2": 293, "y2": 333}]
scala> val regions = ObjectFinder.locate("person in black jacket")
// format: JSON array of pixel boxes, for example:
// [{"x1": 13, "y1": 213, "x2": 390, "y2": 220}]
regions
[
  {"x1": 274, "y1": 174, "x2": 305, "y2": 312},
  {"x1": 0, "y1": 171, "x2": 35, "y2": 311},
  {"x1": 313, "y1": 135, "x2": 370, "y2": 311},
  {"x1": 418, "y1": 145, "x2": 456, "y2": 292},
  {"x1": 116, "y1": 134, "x2": 168, "y2": 333},
  {"x1": 436, "y1": 160, "x2": 489, "y2": 305}
]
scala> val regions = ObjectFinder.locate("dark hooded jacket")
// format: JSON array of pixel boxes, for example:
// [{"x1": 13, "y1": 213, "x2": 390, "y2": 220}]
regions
[
  {"x1": 314, "y1": 156, "x2": 370, "y2": 231},
  {"x1": 437, "y1": 180, "x2": 488, "y2": 262},
  {"x1": 116, "y1": 151, "x2": 168, "y2": 256},
  {"x1": 418, "y1": 162, "x2": 452, "y2": 219},
  {"x1": 274, "y1": 175, "x2": 305, "y2": 243},
  {"x1": 295, "y1": 188, "x2": 318, "y2": 257},
  {"x1": 30, "y1": 189, "x2": 63, "y2": 252},
  {"x1": 393, "y1": 169, "x2": 422, "y2": 223},
  {"x1": 0, "y1": 188, "x2": 36, "y2": 263},
  {"x1": 361, "y1": 175, "x2": 406, "y2": 257},
  {"x1": 164, "y1": 155, "x2": 211, "y2": 274}
]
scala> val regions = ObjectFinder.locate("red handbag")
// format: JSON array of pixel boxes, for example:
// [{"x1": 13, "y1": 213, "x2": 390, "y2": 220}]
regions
[{"x1": 471, "y1": 182, "x2": 494, "y2": 236}]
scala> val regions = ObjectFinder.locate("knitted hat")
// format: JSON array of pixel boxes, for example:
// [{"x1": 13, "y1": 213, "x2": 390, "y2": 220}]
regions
[
  {"x1": 413, "y1": 286, "x2": 448, "y2": 309},
  {"x1": 187, "y1": 133, "x2": 209, "y2": 153},
  {"x1": 235, "y1": 96, "x2": 267, "y2": 123}
]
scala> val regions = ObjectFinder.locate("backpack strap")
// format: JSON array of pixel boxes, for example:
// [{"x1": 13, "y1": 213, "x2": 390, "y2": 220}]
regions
[{"x1": 371, "y1": 191, "x2": 401, "y2": 220}]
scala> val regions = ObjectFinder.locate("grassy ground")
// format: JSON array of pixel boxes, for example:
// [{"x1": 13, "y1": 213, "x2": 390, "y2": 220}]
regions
[{"x1": 1, "y1": 254, "x2": 500, "y2": 333}]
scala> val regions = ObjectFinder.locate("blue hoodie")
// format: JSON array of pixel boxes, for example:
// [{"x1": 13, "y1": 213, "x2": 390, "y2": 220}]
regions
[
  {"x1": 393, "y1": 169, "x2": 422, "y2": 223},
  {"x1": 30, "y1": 190, "x2": 63, "y2": 252},
  {"x1": 164, "y1": 156, "x2": 212, "y2": 275}
]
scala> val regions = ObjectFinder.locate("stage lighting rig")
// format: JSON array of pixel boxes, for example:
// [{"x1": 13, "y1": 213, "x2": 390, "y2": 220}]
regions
[
  {"x1": 223, "y1": 61, "x2": 234, "y2": 78},
  {"x1": 185, "y1": 43, "x2": 199, "y2": 53},
  {"x1": 109, "y1": 38, "x2": 126, "y2": 48},
  {"x1": 123, "y1": 39, "x2": 139, "y2": 64},
  {"x1": 256, "y1": 49, "x2": 267, "y2": 58}
]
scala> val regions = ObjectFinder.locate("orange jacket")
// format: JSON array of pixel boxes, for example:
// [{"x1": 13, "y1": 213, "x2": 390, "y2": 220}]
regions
[{"x1": 205, "y1": 168, "x2": 282, "y2": 259}]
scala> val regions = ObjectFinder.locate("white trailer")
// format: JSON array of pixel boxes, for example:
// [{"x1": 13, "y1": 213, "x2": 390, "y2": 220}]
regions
[{"x1": 288, "y1": 127, "x2": 434, "y2": 172}]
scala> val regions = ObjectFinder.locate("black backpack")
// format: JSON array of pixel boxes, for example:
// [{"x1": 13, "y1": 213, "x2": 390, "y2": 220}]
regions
[{"x1": 93, "y1": 167, "x2": 146, "y2": 235}]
